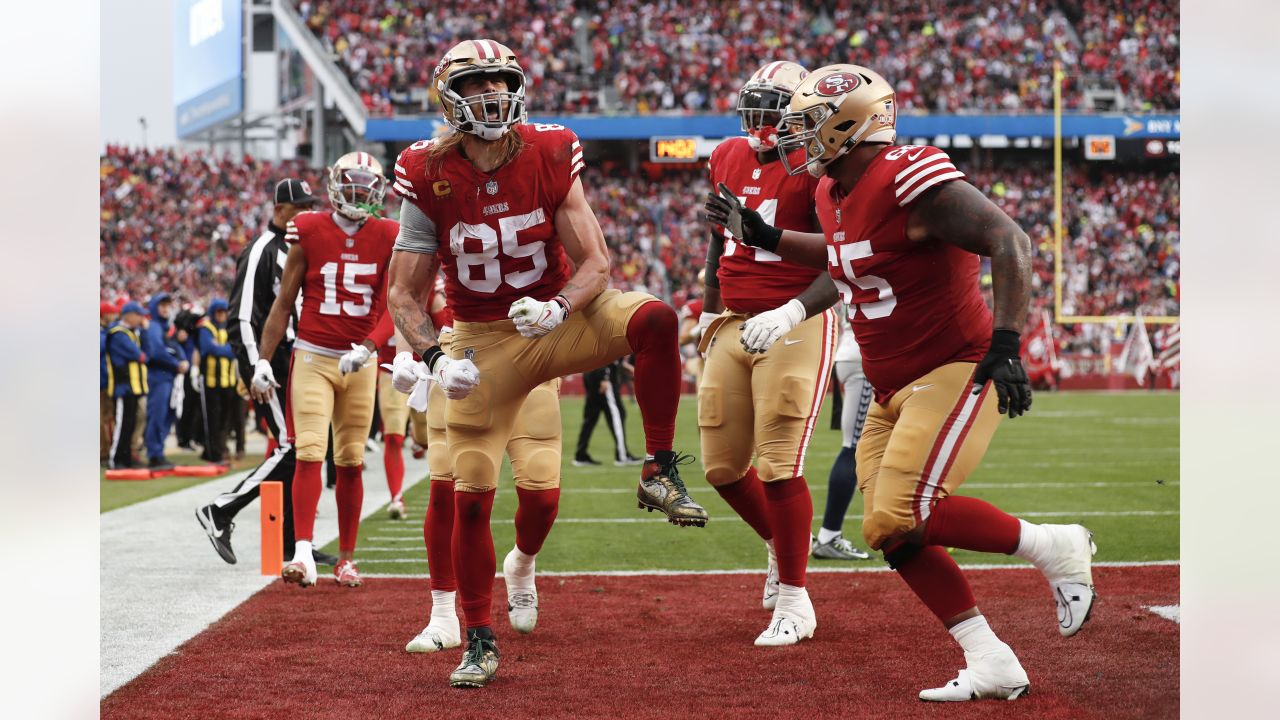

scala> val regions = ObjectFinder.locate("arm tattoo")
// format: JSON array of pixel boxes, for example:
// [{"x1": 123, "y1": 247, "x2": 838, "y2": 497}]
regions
[
  {"x1": 912, "y1": 180, "x2": 1032, "y2": 332},
  {"x1": 390, "y1": 299, "x2": 437, "y2": 357}
]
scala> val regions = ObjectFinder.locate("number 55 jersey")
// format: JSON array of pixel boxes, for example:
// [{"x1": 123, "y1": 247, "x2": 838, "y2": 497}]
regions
[
  {"x1": 815, "y1": 145, "x2": 992, "y2": 404},
  {"x1": 392, "y1": 123, "x2": 580, "y2": 322}
]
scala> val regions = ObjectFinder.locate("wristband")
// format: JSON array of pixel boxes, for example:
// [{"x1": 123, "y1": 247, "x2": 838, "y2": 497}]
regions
[
  {"x1": 422, "y1": 345, "x2": 445, "y2": 374},
  {"x1": 553, "y1": 294, "x2": 572, "y2": 315},
  {"x1": 753, "y1": 223, "x2": 783, "y2": 254},
  {"x1": 988, "y1": 328, "x2": 1021, "y2": 357}
]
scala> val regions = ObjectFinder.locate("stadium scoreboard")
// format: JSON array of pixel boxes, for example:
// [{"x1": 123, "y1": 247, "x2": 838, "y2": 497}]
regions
[{"x1": 650, "y1": 136, "x2": 700, "y2": 163}]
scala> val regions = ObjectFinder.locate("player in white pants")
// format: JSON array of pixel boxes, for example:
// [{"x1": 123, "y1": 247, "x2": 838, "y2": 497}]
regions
[{"x1": 812, "y1": 318, "x2": 872, "y2": 560}]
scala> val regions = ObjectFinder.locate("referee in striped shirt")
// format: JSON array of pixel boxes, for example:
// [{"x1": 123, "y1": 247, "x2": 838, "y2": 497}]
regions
[{"x1": 196, "y1": 178, "x2": 336, "y2": 568}]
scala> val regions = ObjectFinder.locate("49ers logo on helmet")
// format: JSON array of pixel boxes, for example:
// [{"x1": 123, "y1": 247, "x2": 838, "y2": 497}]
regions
[{"x1": 815, "y1": 72, "x2": 861, "y2": 97}]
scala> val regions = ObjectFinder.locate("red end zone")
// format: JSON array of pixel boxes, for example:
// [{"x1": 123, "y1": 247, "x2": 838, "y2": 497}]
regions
[{"x1": 103, "y1": 565, "x2": 1178, "y2": 719}]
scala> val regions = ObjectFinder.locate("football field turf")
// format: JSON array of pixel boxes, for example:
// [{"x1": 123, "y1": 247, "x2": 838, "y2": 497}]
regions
[{"x1": 327, "y1": 391, "x2": 1180, "y2": 573}]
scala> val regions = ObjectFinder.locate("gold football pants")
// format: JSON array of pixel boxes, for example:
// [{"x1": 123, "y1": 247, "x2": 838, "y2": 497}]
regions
[{"x1": 289, "y1": 350, "x2": 376, "y2": 466}]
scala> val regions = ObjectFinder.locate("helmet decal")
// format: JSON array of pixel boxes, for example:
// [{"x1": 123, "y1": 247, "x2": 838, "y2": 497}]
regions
[{"x1": 815, "y1": 72, "x2": 862, "y2": 97}]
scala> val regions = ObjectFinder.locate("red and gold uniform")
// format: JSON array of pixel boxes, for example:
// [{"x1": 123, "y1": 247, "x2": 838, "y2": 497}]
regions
[
  {"x1": 393, "y1": 122, "x2": 656, "y2": 492},
  {"x1": 700, "y1": 137, "x2": 836, "y2": 485},
  {"x1": 285, "y1": 211, "x2": 398, "y2": 466},
  {"x1": 815, "y1": 144, "x2": 1000, "y2": 548}
]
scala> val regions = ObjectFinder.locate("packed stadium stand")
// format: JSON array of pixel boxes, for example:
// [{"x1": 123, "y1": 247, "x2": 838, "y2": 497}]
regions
[{"x1": 292, "y1": 0, "x2": 1179, "y2": 116}]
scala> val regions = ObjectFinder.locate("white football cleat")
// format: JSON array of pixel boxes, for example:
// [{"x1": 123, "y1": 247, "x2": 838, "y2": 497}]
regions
[
  {"x1": 754, "y1": 584, "x2": 816, "y2": 647},
  {"x1": 920, "y1": 649, "x2": 1030, "y2": 702},
  {"x1": 762, "y1": 540, "x2": 780, "y2": 610},
  {"x1": 334, "y1": 559, "x2": 362, "y2": 587},
  {"x1": 281, "y1": 553, "x2": 317, "y2": 587},
  {"x1": 503, "y1": 547, "x2": 538, "y2": 634},
  {"x1": 387, "y1": 498, "x2": 406, "y2": 520},
  {"x1": 1038, "y1": 525, "x2": 1097, "y2": 637},
  {"x1": 405, "y1": 618, "x2": 462, "y2": 653}
]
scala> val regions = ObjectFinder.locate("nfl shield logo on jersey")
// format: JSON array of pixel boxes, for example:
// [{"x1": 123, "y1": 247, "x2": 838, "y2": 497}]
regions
[
  {"x1": 464, "y1": 348, "x2": 476, "y2": 361},
  {"x1": 345, "y1": 238, "x2": 355, "y2": 248},
  {"x1": 485, "y1": 180, "x2": 499, "y2": 196},
  {"x1": 752, "y1": 168, "x2": 761, "y2": 180}
]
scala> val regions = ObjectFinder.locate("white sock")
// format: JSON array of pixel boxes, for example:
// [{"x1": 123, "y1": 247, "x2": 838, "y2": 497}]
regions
[
  {"x1": 1011, "y1": 519, "x2": 1052, "y2": 567},
  {"x1": 817, "y1": 527, "x2": 842, "y2": 545},
  {"x1": 765, "y1": 539, "x2": 776, "y2": 563},
  {"x1": 293, "y1": 540, "x2": 312, "y2": 562},
  {"x1": 507, "y1": 548, "x2": 536, "y2": 579},
  {"x1": 429, "y1": 590, "x2": 457, "y2": 623},
  {"x1": 949, "y1": 615, "x2": 1005, "y2": 657}
]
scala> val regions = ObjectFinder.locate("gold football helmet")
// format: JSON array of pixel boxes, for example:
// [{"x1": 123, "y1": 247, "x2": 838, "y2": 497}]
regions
[
  {"x1": 328, "y1": 151, "x2": 386, "y2": 221},
  {"x1": 737, "y1": 61, "x2": 809, "y2": 151},
  {"x1": 433, "y1": 39, "x2": 527, "y2": 141},
  {"x1": 776, "y1": 64, "x2": 897, "y2": 177}
]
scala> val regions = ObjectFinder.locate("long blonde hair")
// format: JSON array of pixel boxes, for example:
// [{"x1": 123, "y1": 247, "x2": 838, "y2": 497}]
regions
[{"x1": 428, "y1": 126, "x2": 525, "y2": 171}]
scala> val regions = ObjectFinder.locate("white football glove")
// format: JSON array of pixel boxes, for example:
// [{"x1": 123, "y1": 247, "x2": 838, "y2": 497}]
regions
[
  {"x1": 695, "y1": 311, "x2": 719, "y2": 343},
  {"x1": 739, "y1": 299, "x2": 807, "y2": 354},
  {"x1": 508, "y1": 296, "x2": 569, "y2": 338},
  {"x1": 250, "y1": 359, "x2": 279, "y2": 402},
  {"x1": 338, "y1": 343, "x2": 372, "y2": 375},
  {"x1": 382, "y1": 351, "x2": 422, "y2": 394},
  {"x1": 433, "y1": 356, "x2": 480, "y2": 400}
]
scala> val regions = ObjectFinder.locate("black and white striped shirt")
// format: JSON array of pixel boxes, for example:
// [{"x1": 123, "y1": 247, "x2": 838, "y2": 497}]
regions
[{"x1": 227, "y1": 222, "x2": 298, "y2": 365}]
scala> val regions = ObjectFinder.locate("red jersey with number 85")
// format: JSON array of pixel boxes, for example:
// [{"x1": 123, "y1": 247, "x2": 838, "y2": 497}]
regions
[
  {"x1": 285, "y1": 211, "x2": 398, "y2": 353},
  {"x1": 393, "y1": 123, "x2": 581, "y2": 322},
  {"x1": 707, "y1": 137, "x2": 822, "y2": 313},
  {"x1": 815, "y1": 145, "x2": 991, "y2": 404}
]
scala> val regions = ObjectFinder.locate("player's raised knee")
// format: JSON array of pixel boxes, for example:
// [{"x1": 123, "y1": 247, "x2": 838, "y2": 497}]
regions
[{"x1": 862, "y1": 509, "x2": 916, "y2": 551}]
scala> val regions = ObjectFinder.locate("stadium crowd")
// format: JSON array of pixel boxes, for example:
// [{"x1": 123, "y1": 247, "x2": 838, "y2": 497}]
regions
[
  {"x1": 99, "y1": 144, "x2": 1179, "y2": 351},
  {"x1": 291, "y1": 0, "x2": 1179, "y2": 116}
]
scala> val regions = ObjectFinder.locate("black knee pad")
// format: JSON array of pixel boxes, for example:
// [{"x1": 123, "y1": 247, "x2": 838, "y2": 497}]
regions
[{"x1": 883, "y1": 541, "x2": 923, "y2": 570}]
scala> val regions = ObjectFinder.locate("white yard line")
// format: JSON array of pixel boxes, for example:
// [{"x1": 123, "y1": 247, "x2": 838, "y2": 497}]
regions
[
  {"x1": 99, "y1": 454, "x2": 429, "y2": 697},
  {"x1": 362, "y1": 559, "x2": 1180, "y2": 578},
  {"x1": 1145, "y1": 604, "x2": 1181, "y2": 623}
]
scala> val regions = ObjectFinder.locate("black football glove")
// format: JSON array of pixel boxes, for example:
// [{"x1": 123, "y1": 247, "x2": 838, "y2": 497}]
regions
[
  {"x1": 972, "y1": 329, "x2": 1033, "y2": 418},
  {"x1": 703, "y1": 183, "x2": 783, "y2": 252}
]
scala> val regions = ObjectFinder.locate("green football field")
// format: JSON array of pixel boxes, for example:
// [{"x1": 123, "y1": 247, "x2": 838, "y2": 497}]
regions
[{"x1": 325, "y1": 391, "x2": 1179, "y2": 574}]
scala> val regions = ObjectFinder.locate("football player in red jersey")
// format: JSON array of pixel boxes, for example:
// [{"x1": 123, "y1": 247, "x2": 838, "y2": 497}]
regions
[
  {"x1": 386, "y1": 39, "x2": 706, "y2": 688},
  {"x1": 251, "y1": 151, "x2": 399, "y2": 589},
  {"x1": 698, "y1": 61, "x2": 842, "y2": 646},
  {"x1": 706, "y1": 65, "x2": 1097, "y2": 701}
]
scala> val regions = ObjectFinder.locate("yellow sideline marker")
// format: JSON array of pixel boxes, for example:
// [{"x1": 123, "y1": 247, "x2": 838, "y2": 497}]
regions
[{"x1": 260, "y1": 481, "x2": 283, "y2": 575}]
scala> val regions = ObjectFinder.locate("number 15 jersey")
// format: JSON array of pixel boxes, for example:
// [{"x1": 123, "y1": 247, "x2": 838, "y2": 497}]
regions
[
  {"x1": 286, "y1": 211, "x2": 399, "y2": 354},
  {"x1": 393, "y1": 123, "x2": 581, "y2": 322}
]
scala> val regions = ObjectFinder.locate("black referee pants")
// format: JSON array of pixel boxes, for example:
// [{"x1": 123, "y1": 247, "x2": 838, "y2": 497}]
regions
[{"x1": 575, "y1": 365, "x2": 631, "y2": 462}]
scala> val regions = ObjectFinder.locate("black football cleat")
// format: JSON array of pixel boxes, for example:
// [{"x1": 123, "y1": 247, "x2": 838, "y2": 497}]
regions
[
  {"x1": 196, "y1": 504, "x2": 237, "y2": 564},
  {"x1": 637, "y1": 452, "x2": 708, "y2": 527}
]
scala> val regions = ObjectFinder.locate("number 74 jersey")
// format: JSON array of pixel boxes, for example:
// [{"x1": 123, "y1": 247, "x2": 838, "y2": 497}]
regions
[
  {"x1": 286, "y1": 211, "x2": 399, "y2": 353},
  {"x1": 392, "y1": 123, "x2": 581, "y2": 322}
]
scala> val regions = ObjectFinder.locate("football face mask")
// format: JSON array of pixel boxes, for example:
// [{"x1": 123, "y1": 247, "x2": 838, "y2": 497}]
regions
[
  {"x1": 328, "y1": 164, "x2": 386, "y2": 221},
  {"x1": 737, "y1": 88, "x2": 790, "y2": 152}
]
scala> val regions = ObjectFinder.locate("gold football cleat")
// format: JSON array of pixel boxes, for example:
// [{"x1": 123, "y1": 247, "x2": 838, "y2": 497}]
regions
[{"x1": 637, "y1": 453, "x2": 708, "y2": 527}]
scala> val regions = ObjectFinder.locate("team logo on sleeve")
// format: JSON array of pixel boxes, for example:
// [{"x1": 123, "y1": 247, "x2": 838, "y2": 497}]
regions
[{"x1": 815, "y1": 72, "x2": 862, "y2": 97}]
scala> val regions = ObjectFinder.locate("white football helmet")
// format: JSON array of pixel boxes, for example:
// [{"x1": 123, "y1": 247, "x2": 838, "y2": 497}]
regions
[{"x1": 327, "y1": 151, "x2": 386, "y2": 221}]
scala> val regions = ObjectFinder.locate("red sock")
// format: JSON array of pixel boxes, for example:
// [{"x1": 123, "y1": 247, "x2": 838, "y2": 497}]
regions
[
  {"x1": 514, "y1": 487, "x2": 560, "y2": 556},
  {"x1": 923, "y1": 496, "x2": 1021, "y2": 554},
  {"x1": 892, "y1": 543, "x2": 977, "y2": 622},
  {"x1": 625, "y1": 301, "x2": 679, "y2": 454},
  {"x1": 762, "y1": 476, "x2": 812, "y2": 587},
  {"x1": 383, "y1": 433, "x2": 404, "y2": 499},
  {"x1": 714, "y1": 468, "x2": 772, "y2": 541},
  {"x1": 334, "y1": 465, "x2": 363, "y2": 554},
  {"x1": 291, "y1": 460, "x2": 323, "y2": 542},
  {"x1": 452, "y1": 489, "x2": 496, "y2": 629},
  {"x1": 425, "y1": 479, "x2": 456, "y2": 591}
]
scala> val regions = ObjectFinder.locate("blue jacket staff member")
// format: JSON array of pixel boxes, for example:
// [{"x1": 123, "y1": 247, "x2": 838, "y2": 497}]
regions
[
  {"x1": 142, "y1": 292, "x2": 189, "y2": 470},
  {"x1": 107, "y1": 301, "x2": 149, "y2": 469},
  {"x1": 197, "y1": 298, "x2": 238, "y2": 464}
]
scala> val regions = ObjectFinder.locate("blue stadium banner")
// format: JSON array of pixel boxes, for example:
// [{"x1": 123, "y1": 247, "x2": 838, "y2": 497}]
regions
[
  {"x1": 174, "y1": 0, "x2": 243, "y2": 137},
  {"x1": 365, "y1": 113, "x2": 1180, "y2": 143}
]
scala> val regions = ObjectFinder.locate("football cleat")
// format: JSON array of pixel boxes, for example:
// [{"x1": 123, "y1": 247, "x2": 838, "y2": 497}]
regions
[
  {"x1": 406, "y1": 618, "x2": 462, "y2": 654},
  {"x1": 410, "y1": 440, "x2": 426, "y2": 460},
  {"x1": 637, "y1": 453, "x2": 708, "y2": 527},
  {"x1": 755, "y1": 585, "x2": 816, "y2": 647},
  {"x1": 572, "y1": 453, "x2": 601, "y2": 467},
  {"x1": 195, "y1": 505, "x2": 237, "y2": 564},
  {"x1": 919, "y1": 649, "x2": 1031, "y2": 702},
  {"x1": 388, "y1": 498, "x2": 406, "y2": 520},
  {"x1": 502, "y1": 547, "x2": 539, "y2": 634},
  {"x1": 281, "y1": 553, "x2": 317, "y2": 587},
  {"x1": 1038, "y1": 525, "x2": 1097, "y2": 637},
  {"x1": 763, "y1": 540, "x2": 780, "y2": 610},
  {"x1": 449, "y1": 628, "x2": 500, "y2": 689},
  {"x1": 334, "y1": 559, "x2": 362, "y2": 587},
  {"x1": 811, "y1": 533, "x2": 871, "y2": 560}
]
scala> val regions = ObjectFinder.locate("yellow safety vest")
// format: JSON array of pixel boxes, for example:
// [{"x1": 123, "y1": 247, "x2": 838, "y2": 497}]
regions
[
  {"x1": 107, "y1": 325, "x2": 148, "y2": 396},
  {"x1": 200, "y1": 319, "x2": 238, "y2": 389}
]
